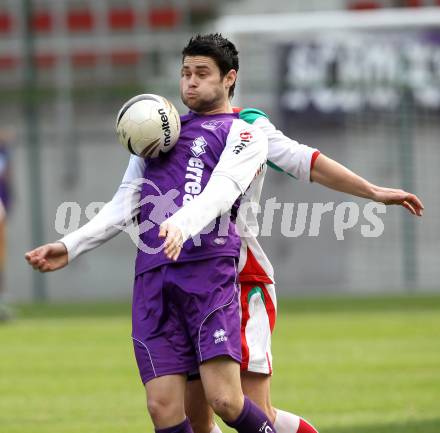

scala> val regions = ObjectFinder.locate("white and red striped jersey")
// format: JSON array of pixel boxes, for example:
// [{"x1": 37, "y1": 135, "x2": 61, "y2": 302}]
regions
[{"x1": 236, "y1": 114, "x2": 319, "y2": 284}]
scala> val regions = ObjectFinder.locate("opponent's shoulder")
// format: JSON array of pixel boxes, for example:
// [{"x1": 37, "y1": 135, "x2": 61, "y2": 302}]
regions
[
  {"x1": 227, "y1": 119, "x2": 268, "y2": 154},
  {"x1": 238, "y1": 107, "x2": 269, "y2": 125},
  {"x1": 224, "y1": 118, "x2": 268, "y2": 161},
  {"x1": 230, "y1": 117, "x2": 267, "y2": 137}
]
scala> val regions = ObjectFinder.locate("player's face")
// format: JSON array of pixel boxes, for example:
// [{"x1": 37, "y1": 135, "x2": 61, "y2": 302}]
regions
[{"x1": 180, "y1": 56, "x2": 235, "y2": 113}]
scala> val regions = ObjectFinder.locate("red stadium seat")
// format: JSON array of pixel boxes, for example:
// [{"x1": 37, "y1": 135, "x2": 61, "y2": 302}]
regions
[
  {"x1": 108, "y1": 8, "x2": 135, "y2": 30},
  {"x1": 32, "y1": 11, "x2": 52, "y2": 32},
  {"x1": 35, "y1": 53, "x2": 56, "y2": 68},
  {"x1": 111, "y1": 50, "x2": 140, "y2": 66},
  {"x1": 348, "y1": 1, "x2": 381, "y2": 9},
  {"x1": 148, "y1": 7, "x2": 180, "y2": 28},
  {"x1": 0, "y1": 12, "x2": 12, "y2": 33},
  {"x1": 68, "y1": 10, "x2": 94, "y2": 32},
  {"x1": 0, "y1": 56, "x2": 18, "y2": 70},
  {"x1": 72, "y1": 52, "x2": 98, "y2": 67}
]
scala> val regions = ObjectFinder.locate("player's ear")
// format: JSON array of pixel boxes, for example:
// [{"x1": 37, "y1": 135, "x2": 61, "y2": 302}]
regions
[{"x1": 224, "y1": 69, "x2": 237, "y2": 91}]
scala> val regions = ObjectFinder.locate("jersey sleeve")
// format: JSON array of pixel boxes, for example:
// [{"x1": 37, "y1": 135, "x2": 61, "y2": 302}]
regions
[
  {"x1": 164, "y1": 176, "x2": 242, "y2": 242},
  {"x1": 60, "y1": 155, "x2": 145, "y2": 262},
  {"x1": 211, "y1": 119, "x2": 268, "y2": 193},
  {"x1": 164, "y1": 119, "x2": 268, "y2": 242},
  {"x1": 121, "y1": 154, "x2": 146, "y2": 187},
  {"x1": 253, "y1": 116, "x2": 319, "y2": 183}
]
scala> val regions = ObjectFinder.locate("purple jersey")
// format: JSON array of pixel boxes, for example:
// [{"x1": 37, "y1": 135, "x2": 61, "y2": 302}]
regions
[
  {"x1": 0, "y1": 145, "x2": 10, "y2": 212},
  {"x1": 135, "y1": 112, "x2": 242, "y2": 276}
]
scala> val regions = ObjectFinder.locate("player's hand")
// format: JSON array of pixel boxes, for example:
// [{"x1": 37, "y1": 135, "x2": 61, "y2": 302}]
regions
[
  {"x1": 373, "y1": 187, "x2": 424, "y2": 217},
  {"x1": 159, "y1": 223, "x2": 183, "y2": 261},
  {"x1": 24, "y1": 242, "x2": 68, "y2": 272}
]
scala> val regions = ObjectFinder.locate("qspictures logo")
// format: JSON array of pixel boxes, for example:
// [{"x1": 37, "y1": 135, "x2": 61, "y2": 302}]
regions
[{"x1": 54, "y1": 178, "x2": 388, "y2": 253}]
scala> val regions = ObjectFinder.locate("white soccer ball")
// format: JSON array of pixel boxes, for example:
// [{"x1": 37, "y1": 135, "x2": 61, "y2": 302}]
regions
[{"x1": 116, "y1": 94, "x2": 181, "y2": 158}]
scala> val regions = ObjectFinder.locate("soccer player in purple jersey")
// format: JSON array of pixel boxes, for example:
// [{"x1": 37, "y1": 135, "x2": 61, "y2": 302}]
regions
[
  {"x1": 25, "y1": 34, "x2": 425, "y2": 433},
  {"x1": 0, "y1": 132, "x2": 12, "y2": 322},
  {"x1": 26, "y1": 34, "x2": 281, "y2": 433}
]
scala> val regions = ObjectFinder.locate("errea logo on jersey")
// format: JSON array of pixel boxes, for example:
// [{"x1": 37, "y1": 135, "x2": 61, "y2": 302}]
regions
[
  {"x1": 191, "y1": 136, "x2": 207, "y2": 157},
  {"x1": 233, "y1": 130, "x2": 253, "y2": 155},
  {"x1": 183, "y1": 157, "x2": 205, "y2": 205},
  {"x1": 213, "y1": 329, "x2": 228, "y2": 344}
]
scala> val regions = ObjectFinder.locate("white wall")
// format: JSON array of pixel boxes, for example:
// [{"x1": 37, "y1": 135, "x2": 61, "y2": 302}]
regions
[{"x1": 221, "y1": 0, "x2": 347, "y2": 15}]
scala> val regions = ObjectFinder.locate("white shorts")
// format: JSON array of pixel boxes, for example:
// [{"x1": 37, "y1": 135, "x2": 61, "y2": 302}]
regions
[{"x1": 239, "y1": 281, "x2": 277, "y2": 375}]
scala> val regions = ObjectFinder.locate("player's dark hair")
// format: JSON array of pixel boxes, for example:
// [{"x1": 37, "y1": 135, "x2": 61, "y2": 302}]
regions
[{"x1": 182, "y1": 33, "x2": 239, "y2": 98}]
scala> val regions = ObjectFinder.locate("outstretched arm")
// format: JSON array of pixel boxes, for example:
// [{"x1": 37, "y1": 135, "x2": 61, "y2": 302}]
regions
[
  {"x1": 25, "y1": 155, "x2": 145, "y2": 272},
  {"x1": 244, "y1": 110, "x2": 424, "y2": 217},
  {"x1": 310, "y1": 154, "x2": 424, "y2": 216}
]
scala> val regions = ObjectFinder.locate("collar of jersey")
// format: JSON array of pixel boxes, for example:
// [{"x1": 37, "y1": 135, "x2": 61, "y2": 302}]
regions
[{"x1": 181, "y1": 111, "x2": 239, "y2": 123}]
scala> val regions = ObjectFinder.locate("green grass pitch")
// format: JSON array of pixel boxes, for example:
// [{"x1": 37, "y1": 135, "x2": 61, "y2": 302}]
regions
[{"x1": 1, "y1": 295, "x2": 439, "y2": 433}]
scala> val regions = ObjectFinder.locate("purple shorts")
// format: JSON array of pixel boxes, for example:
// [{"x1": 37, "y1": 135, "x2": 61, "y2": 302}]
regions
[{"x1": 131, "y1": 256, "x2": 242, "y2": 384}]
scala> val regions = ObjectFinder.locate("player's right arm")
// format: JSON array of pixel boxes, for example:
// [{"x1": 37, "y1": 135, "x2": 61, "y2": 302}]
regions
[{"x1": 25, "y1": 155, "x2": 145, "y2": 272}]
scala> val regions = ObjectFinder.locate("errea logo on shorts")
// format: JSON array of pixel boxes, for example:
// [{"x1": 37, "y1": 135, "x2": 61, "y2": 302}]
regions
[
  {"x1": 259, "y1": 421, "x2": 273, "y2": 433},
  {"x1": 213, "y1": 329, "x2": 228, "y2": 344}
]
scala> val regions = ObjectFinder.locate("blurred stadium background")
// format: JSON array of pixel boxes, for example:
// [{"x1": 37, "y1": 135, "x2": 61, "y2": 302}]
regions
[{"x1": 2, "y1": 0, "x2": 438, "y2": 302}]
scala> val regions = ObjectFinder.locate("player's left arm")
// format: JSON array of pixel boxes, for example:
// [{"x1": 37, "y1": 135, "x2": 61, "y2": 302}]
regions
[
  {"x1": 310, "y1": 154, "x2": 424, "y2": 216},
  {"x1": 240, "y1": 108, "x2": 424, "y2": 217},
  {"x1": 160, "y1": 121, "x2": 268, "y2": 260}
]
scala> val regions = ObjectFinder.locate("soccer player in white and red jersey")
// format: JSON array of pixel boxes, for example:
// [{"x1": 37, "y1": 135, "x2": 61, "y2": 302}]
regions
[
  {"x1": 182, "y1": 107, "x2": 423, "y2": 433},
  {"x1": 24, "y1": 37, "x2": 424, "y2": 433}
]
